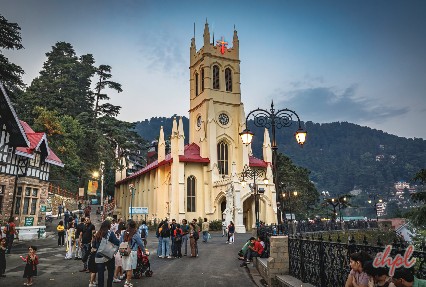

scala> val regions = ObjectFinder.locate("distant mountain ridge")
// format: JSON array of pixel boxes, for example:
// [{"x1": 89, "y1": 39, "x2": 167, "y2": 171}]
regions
[{"x1": 134, "y1": 116, "x2": 426, "y2": 195}]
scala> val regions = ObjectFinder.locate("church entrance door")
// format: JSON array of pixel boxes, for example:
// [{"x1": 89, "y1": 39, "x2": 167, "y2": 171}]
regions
[{"x1": 242, "y1": 196, "x2": 255, "y2": 231}]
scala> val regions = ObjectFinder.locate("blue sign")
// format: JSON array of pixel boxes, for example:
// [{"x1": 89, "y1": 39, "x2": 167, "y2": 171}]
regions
[
  {"x1": 91, "y1": 199, "x2": 98, "y2": 204},
  {"x1": 129, "y1": 207, "x2": 148, "y2": 214}
]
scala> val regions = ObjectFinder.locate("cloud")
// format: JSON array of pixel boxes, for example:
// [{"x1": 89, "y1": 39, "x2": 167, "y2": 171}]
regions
[
  {"x1": 136, "y1": 29, "x2": 187, "y2": 78},
  {"x1": 273, "y1": 83, "x2": 409, "y2": 124}
]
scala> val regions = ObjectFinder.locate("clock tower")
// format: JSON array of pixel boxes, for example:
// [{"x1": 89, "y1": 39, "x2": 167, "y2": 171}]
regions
[{"x1": 189, "y1": 21, "x2": 249, "y2": 180}]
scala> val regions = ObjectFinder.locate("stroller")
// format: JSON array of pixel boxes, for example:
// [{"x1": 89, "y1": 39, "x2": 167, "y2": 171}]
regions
[{"x1": 133, "y1": 247, "x2": 153, "y2": 278}]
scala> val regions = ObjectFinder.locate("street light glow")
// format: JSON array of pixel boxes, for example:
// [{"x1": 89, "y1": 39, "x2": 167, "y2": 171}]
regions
[
  {"x1": 295, "y1": 128, "x2": 307, "y2": 146},
  {"x1": 239, "y1": 129, "x2": 254, "y2": 145},
  {"x1": 93, "y1": 171, "x2": 99, "y2": 178}
]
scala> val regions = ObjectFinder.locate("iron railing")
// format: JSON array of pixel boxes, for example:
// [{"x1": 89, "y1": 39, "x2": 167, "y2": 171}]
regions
[{"x1": 288, "y1": 233, "x2": 426, "y2": 287}]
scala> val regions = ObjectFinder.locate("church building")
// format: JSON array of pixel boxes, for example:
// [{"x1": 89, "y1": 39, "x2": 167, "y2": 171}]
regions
[{"x1": 114, "y1": 22, "x2": 277, "y2": 232}]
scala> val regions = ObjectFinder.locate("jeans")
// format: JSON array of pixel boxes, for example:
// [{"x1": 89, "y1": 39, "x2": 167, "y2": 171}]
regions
[
  {"x1": 97, "y1": 258, "x2": 115, "y2": 287},
  {"x1": 202, "y1": 231, "x2": 208, "y2": 242},
  {"x1": 182, "y1": 234, "x2": 189, "y2": 255},
  {"x1": 161, "y1": 237, "x2": 170, "y2": 257},
  {"x1": 157, "y1": 237, "x2": 163, "y2": 256},
  {"x1": 171, "y1": 237, "x2": 176, "y2": 256},
  {"x1": 58, "y1": 232, "x2": 65, "y2": 246},
  {"x1": 246, "y1": 250, "x2": 260, "y2": 261},
  {"x1": 82, "y1": 243, "x2": 91, "y2": 269},
  {"x1": 6, "y1": 235, "x2": 14, "y2": 254}
]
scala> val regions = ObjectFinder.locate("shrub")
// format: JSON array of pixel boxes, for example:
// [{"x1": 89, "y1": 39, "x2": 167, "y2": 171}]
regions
[{"x1": 209, "y1": 220, "x2": 223, "y2": 231}]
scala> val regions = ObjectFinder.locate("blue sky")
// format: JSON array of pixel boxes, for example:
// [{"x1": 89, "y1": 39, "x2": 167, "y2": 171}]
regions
[{"x1": 2, "y1": 0, "x2": 426, "y2": 139}]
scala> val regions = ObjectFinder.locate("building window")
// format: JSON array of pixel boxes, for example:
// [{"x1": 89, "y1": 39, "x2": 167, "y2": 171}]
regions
[
  {"x1": 217, "y1": 141, "x2": 229, "y2": 175},
  {"x1": 213, "y1": 65, "x2": 219, "y2": 90},
  {"x1": 0, "y1": 185, "x2": 4, "y2": 214},
  {"x1": 23, "y1": 197, "x2": 30, "y2": 215},
  {"x1": 187, "y1": 176, "x2": 196, "y2": 212},
  {"x1": 225, "y1": 68, "x2": 232, "y2": 92},
  {"x1": 30, "y1": 198, "x2": 37, "y2": 215},
  {"x1": 25, "y1": 187, "x2": 31, "y2": 196},
  {"x1": 195, "y1": 72, "x2": 199, "y2": 96},
  {"x1": 15, "y1": 197, "x2": 21, "y2": 214},
  {"x1": 201, "y1": 68, "x2": 205, "y2": 92},
  {"x1": 32, "y1": 188, "x2": 38, "y2": 197}
]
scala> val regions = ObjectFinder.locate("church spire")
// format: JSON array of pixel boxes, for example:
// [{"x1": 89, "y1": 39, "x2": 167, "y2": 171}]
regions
[
  {"x1": 203, "y1": 19, "x2": 210, "y2": 47},
  {"x1": 158, "y1": 126, "x2": 165, "y2": 162},
  {"x1": 178, "y1": 117, "x2": 185, "y2": 155}
]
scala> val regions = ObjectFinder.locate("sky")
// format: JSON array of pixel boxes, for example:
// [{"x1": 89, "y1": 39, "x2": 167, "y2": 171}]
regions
[{"x1": 2, "y1": 0, "x2": 426, "y2": 139}]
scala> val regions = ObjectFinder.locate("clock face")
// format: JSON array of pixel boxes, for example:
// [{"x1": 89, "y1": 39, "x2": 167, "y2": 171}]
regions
[
  {"x1": 218, "y1": 113, "x2": 229, "y2": 126},
  {"x1": 196, "y1": 116, "x2": 202, "y2": 128}
]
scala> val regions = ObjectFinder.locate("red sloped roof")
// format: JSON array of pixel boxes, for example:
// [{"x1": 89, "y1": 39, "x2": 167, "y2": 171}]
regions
[
  {"x1": 116, "y1": 143, "x2": 209, "y2": 186},
  {"x1": 16, "y1": 121, "x2": 63, "y2": 167},
  {"x1": 179, "y1": 143, "x2": 210, "y2": 163},
  {"x1": 249, "y1": 156, "x2": 268, "y2": 168}
]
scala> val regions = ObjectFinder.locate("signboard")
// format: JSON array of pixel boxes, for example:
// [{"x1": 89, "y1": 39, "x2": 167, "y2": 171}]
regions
[
  {"x1": 129, "y1": 207, "x2": 148, "y2": 215},
  {"x1": 24, "y1": 217, "x2": 34, "y2": 226},
  {"x1": 79, "y1": 188, "x2": 85, "y2": 197},
  {"x1": 87, "y1": 180, "x2": 98, "y2": 196},
  {"x1": 40, "y1": 205, "x2": 46, "y2": 212},
  {"x1": 91, "y1": 199, "x2": 98, "y2": 204}
]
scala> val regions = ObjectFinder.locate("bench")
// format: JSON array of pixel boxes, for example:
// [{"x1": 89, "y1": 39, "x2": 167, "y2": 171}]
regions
[{"x1": 276, "y1": 275, "x2": 316, "y2": 287}]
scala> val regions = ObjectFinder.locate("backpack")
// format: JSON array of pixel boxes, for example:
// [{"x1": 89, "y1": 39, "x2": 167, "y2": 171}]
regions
[
  {"x1": 175, "y1": 229, "x2": 182, "y2": 242},
  {"x1": 193, "y1": 230, "x2": 199, "y2": 240},
  {"x1": 119, "y1": 232, "x2": 133, "y2": 256},
  {"x1": 140, "y1": 227, "x2": 147, "y2": 239},
  {"x1": 161, "y1": 226, "x2": 170, "y2": 238}
]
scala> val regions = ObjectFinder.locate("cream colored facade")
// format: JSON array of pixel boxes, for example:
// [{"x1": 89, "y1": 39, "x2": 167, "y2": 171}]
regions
[{"x1": 114, "y1": 22, "x2": 277, "y2": 232}]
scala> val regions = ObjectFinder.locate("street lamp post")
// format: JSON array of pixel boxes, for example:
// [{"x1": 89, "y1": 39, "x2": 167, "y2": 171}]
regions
[
  {"x1": 93, "y1": 161, "x2": 105, "y2": 211},
  {"x1": 281, "y1": 189, "x2": 298, "y2": 234},
  {"x1": 368, "y1": 195, "x2": 383, "y2": 221},
  {"x1": 240, "y1": 101, "x2": 307, "y2": 224},
  {"x1": 239, "y1": 165, "x2": 268, "y2": 228}
]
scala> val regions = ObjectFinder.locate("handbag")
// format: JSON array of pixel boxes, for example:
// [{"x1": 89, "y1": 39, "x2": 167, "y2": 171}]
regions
[{"x1": 97, "y1": 231, "x2": 118, "y2": 260}]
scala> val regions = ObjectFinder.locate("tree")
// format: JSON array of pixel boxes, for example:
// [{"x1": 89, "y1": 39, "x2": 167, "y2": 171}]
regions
[
  {"x1": 20, "y1": 42, "x2": 95, "y2": 122},
  {"x1": 93, "y1": 65, "x2": 122, "y2": 123},
  {"x1": 405, "y1": 169, "x2": 426, "y2": 228},
  {"x1": 0, "y1": 14, "x2": 25, "y2": 94},
  {"x1": 276, "y1": 153, "x2": 319, "y2": 219}
]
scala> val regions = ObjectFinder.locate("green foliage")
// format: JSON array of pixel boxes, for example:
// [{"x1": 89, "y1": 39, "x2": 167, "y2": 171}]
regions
[
  {"x1": 209, "y1": 220, "x2": 223, "y2": 231},
  {"x1": 0, "y1": 14, "x2": 25, "y2": 93}
]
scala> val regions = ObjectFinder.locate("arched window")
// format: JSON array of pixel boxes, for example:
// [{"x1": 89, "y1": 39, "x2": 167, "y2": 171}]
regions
[
  {"x1": 213, "y1": 65, "x2": 219, "y2": 90},
  {"x1": 217, "y1": 141, "x2": 228, "y2": 175},
  {"x1": 195, "y1": 72, "x2": 199, "y2": 96},
  {"x1": 187, "y1": 176, "x2": 196, "y2": 212},
  {"x1": 225, "y1": 68, "x2": 232, "y2": 92},
  {"x1": 201, "y1": 68, "x2": 205, "y2": 92}
]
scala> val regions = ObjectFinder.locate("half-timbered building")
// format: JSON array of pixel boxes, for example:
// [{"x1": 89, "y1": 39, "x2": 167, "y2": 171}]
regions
[{"x1": 0, "y1": 82, "x2": 63, "y2": 227}]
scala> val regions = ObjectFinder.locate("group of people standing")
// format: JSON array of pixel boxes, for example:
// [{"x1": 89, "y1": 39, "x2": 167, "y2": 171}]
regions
[{"x1": 156, "y1": 218, "x2": 211, "y2": 259}]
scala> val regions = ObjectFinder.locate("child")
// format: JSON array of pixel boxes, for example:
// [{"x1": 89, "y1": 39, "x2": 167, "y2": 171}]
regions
[
  {"x1": 21, "y1": 245, "x2": 39, "y2": 286},
  {"x1": 0, "y1": 238, "x2": 6, "y2": 277}
]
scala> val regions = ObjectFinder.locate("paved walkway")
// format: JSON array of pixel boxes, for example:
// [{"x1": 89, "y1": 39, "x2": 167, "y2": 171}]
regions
[{"x1": 1, "y1": 213, "x2": 260, "y2": 286}]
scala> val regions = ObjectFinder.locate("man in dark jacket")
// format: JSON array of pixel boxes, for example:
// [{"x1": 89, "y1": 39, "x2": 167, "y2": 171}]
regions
[{"x1": 80, "y1": 217, "x2": 95, "y2": 272}]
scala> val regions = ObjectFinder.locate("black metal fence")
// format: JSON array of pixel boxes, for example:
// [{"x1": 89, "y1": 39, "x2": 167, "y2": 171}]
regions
[{"x1": 288, "y1": 234, "x2": 426, "y2": 287}]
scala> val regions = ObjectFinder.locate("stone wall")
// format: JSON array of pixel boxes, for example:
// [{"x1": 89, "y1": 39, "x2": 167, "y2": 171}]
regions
[{"x1": 0, "y1": 174, "x2": 16, "y2": 224}]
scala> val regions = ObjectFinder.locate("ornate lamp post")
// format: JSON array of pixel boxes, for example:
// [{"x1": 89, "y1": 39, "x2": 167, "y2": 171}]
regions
[
  {"x1": 92, "y1": 161, "x2": 105, "y2": 211},
  {"x1": 239, "y1": 165, "x2": 268, "y2": 228},
  {"x1": 368, "y1": 195, "x2": 383, "y2": 221},
  {"x1": 239, "y1": 101, "x2": 307, "y2": 224}
]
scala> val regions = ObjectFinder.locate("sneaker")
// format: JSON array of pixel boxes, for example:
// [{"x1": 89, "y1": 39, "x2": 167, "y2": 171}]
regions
[
  {"x1": 124, "y1": 281, "x2": 133, "y2": 287},
  {"x1": 112, "y1": 278, "x2": 121, "y2": 283},
  {"x1": 119, "y1": 274, "x2": 126, "y2": 280},
  {"x1": 159, "y1": 255, "x2": 165, "y2": 258},
  {"x1": 89, "y1": 284, "x2": 96, "y2": 287},
  {"x1": 167, "y1": 256, "x2": 173, "y2": 259}
]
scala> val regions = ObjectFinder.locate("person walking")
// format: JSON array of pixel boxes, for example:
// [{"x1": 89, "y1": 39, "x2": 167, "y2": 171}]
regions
[
  {"x1": 181, "y1": 219, "x2": 189, "y2": 256},
  {"x1": 156, "y1": 221, "x2": 163, "y2": 257},
  {"x1": 221, "y1": 219, "x2": 227, "y2": 237},
  {"x1": 21, "y1": 245, "x2": 39, "y2": 286},
  {"x1": 64, "y1": 208, "x2": 70, "y2": 229},
  {"x1": 137, "y1": 221, "x2": 148, "y2": 247},
  {"x1": 57, "y1": 220, "x2": 65, "y2": 247},
  {"x1": 120, "y1": 220, "x2": 145, "y2": 287},
  {"x1": 228, "y1": 221, "x2": 235, "y2": 244},
  {"x1": 202, "y1": 218, "x2": 209, "y2": 243},
  {"x1": 65, "y1": 221, "x2": 75, "y2": 259},
  {"x1": 92, "y1": 220, "x2": 120, "y2": 287},
  {"x1": 58, "y1": 204, "x2": 63, "y2": 219},
  {"x1": 160, "y1": 221, "x2": 172, "y2": 258},
  {"x1": 75, "y1": 217, "x2": 85, "y2": 259},
  {"x1": 4, "y1": 217, "x2": 18, "y2": 254},
  {"x1": 80, "y1": 217, "x2": 95, "y2": 272},
  {"x1": 189, "y1": 223, "x2": 198, "y2": 257}
]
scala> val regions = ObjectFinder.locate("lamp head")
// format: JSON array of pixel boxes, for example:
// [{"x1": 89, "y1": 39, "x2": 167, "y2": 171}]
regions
[
  {"x1": 368, "y1": 200, "x2": 372, "y2": 204},
  {"x1": 295, "y1": 128, "x2": 307, "y2": 146},
  {"x1": 93, "y1": 171, "x2": 100, "y2": 178},
  {"x1": 379, "y1": 199, "x2": 383, "y2": 203},
  {"x1": 241, "y1": 179, "x2": 246, "y2": 187},
  {"x1": 293, "y1": 191, "x2": 298, "y2": 196},
  {"x1": 240, "y1": 129, "x2": 254, "y2": 145},
  {"x1": 263, "y1": 177, "x2": 269, "y2": 185}
]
